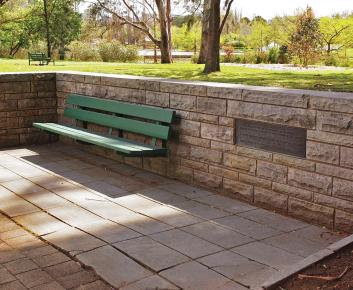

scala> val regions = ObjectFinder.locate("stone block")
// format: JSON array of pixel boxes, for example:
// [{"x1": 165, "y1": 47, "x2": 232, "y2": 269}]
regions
[
  {"x1": 332, "y1": 178, "x2": 353, "y2": 202},
  {"x1": 107, "y1": 87, "x2": 145, "y2": 104},
  {"x1": 316, "y1": 163, "x2": 353, "y2": 180},
  {"x1": 101, "y1": 76, "x2": 143, "y2": 89},
  {"x1": 242, "y1": 89, "x2": 309, "y2": 108},
  {"x1": 256, "y1": 161, "x2": 287, "y2": 183},
  {"x1": 200, "y1": 123, "x2": 234, "y2": 143},
  {"x1": 334, "y1": 210, "x2": 353, "y2": 232},
  {"x1": 239, "y1": 173, "x2": 272, "y2": 189},
  {"x1": 227, "y1": 100, "x2": 316, "y2": 129},
  {"x1": 181, "y1": 158, "x2": 208, "y2": 172},
  {"x1": 190, "y1": 146, "x2": 222, "y2": 163},
  {"x1": 194, "y1": 170, "x2": 222, "y2": 189},
  {"x1": 307, "y1": 130, "x2": 353, "y2": 147},
  {"x1": 145, "y1": 91, "x2": 169, "y2": 107},
  {"x1": 0, "y1": 99, "x2": 17, "y2": 112},
  {"x1": 170, "y1": 93, "x2": 197, "y2": 111},
  {"x1": 178, "y1": 119, "x2": 200, "y2": 137},
  {"x1": 189, "y1": 112, "x2": 218, "y2": 124},
  {"x1": 207, "y1": 85, "x2": 242, "y2": 99},
  {"x1": 273, "y1": 154, "x2": 315, "y2": 171},
  {"x1": 317, "y1": 111, "x2": 353, "y2": 135},
  {"x1": 179, "y1": 135, "x2": 210, "y2": 148},
  {"x1": 272, "y1": 182, "x2": 313, "y2": 201},
  {"x1": 209, "y1": 165, "x2": 238, "y2": 180},
  {"x1": 56, "y1": 73, "x2": 85, "y2": 82},
  {"x1": 84, "y1": 75, "x2": 101, "y2": 85},
  {"x1": 288, "y1": 168, "x2": 332, "y2": 194},
  {"x1": 197, "y1": 97, "x2": 226, "y2": 115},
  {"x1": 313, "y1": 193, "x2": 353, "y2": 214},
  {"x1": 236, "y1": 146, "x2": 272, "y2": 161},
  {"x1": 310, "y1": 94, "x2": 353, "y2": 114},
  {"x1": 288, "y1": 198, "x2": 334, "y2": 229},
  {"x1": 223, "y1": 153, "x2": 256, "y2": 174},
  {"x1": 56, "y1": 80, "x2": 76, "y2": 92},
  {"x1": 18, "y1": 98, "x2": 56, "y2": 110},
  {"x1": 306, "y1": 141, "x2": 339, "y2": 164},
  {"x1": 210, "y1": 141, "x2": 237, "y2": 153},
  {"x1": 340, "y1": 147, "x2": 353, "y2": 168},
  {"x1": 223, "y1": 178, "x2": 254, "y2": 201},
  {"x1": 31, "y1": 80, "x2": 56, "y2": 92},
  {"x1": 219, "y1": 116, "x2": 234, "y2": 127},
  {"x1": 0, "y1": 82, "x2": 30, "y2": 94},
  {"x1": 160, "y1": 81, "x2": 207, "y2": 96},
  {"x1": 254, "y1": 187, "x2": 288, "y2": 212}
]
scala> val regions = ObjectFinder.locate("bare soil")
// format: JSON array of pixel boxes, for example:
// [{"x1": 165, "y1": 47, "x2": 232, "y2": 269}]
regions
[{"x1": 278, "y1": 243, "x2": 353, "y2": 290}]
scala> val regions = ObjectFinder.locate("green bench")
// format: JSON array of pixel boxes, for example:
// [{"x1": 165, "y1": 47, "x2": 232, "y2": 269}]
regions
[
  {"x1": 28, "y1": 52, "x2": 55, "y2": 65},
  {"x1": 33, "y1": 94, "x2": 175, "y2": 157}
]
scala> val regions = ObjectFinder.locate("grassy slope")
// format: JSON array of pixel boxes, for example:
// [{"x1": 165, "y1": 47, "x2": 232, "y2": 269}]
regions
[{"x1": 1, "y1": 59, "x2": 353, "y2": 92}]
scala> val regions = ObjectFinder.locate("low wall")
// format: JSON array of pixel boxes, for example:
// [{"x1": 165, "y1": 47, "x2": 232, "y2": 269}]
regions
[
  {"x1": 1, "y1": 71, "x2": 353, "y2": 232},
  {"x1": 0, "y1": 73, "x2": 57, "y2": 147}
]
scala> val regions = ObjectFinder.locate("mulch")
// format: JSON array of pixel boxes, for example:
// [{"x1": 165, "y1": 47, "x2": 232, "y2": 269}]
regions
[{"x1": 277, "y1": 243, "x2": 353, "y2": 290}]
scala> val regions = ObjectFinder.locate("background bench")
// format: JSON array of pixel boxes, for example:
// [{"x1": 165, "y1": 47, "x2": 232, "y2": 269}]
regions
[
  {"x1": 28, "y1": 52, "x2": 54, "y2": 65},
  {"x1": 33, "y1": 94, "x2": 175, "y2": 157}
]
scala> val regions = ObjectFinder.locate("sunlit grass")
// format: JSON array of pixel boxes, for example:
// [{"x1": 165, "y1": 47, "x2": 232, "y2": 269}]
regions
[{"x1": 0, "y1": 58, "x2": 352, "y2": 92}]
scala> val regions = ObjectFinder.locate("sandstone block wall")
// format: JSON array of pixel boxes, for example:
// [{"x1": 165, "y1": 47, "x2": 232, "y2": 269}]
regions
[
  {"x1": 0, "y1": 73, "x2": 57, "y2": 148},
  {"x1": 2, "y1": 71, "x2": 353, "y2": 232}
]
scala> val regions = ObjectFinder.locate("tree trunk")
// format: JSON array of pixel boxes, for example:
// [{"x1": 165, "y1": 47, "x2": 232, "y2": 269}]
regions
[
  {"x1": 166, "y1": 0, "x2": 173, "y2": 63},
  {"x1": 43, "y1": 0, "x2": 51, "y2": 57},
  {"x1": 198, "y1": 0, "x2": 210, "y2": 64},
  {"x1": 155, "y1": 0, "x2": 171, "y2": 64},
  {"x1": 203, "y1": 0, "x2": 221, "y2": 73}
]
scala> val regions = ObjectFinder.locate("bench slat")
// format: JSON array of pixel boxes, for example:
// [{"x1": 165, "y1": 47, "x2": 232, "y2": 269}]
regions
[
  {"x1": 67, "y1": 94, "x2": 174, "y2": 124},
  {"x1": 64, "y1": 107, "x2": 170, "y2": 140},
  {"x1": 33, "y1": 123, "x2": 167, "y2": 156}
]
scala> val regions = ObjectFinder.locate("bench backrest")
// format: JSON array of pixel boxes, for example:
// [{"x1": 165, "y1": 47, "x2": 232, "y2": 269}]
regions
[
  {"x1": 64, "y1": 94, "x2": 175, "y2": 140},
  {"x1": 29, "y1": 53, "x2": 45, "y2": 60}
]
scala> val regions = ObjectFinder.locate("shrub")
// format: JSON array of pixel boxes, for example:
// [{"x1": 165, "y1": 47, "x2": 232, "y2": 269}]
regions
[
  {"x1": 223, "y1": 46, "x2": 234, "y2": 63},
  {"x1": 191, "y1": 53, "x2": 199, "y2": 64},
  {"x1": 98, "y1": 41, "x2": 138, "y2": 62},
  {"x1": 68, "y1": 41, "x2": 101, "y2": 61},
  {"x1": 278, "y1": 45, "x2": 290, "y2": 64},
  {"x1": 255, "y1": 52, "x2": 268, "y2": 64},
  {"x1": 323, "y1": 54, "x2": 339, "y2": 66},
  {"x1": 268, "y1": 47, "x2": 279, "y2": 64}
]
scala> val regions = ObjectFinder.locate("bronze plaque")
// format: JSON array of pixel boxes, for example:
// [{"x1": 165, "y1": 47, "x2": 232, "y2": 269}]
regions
[{"x1": 235, "y1": 119, "x2": 306, "y2": 157}]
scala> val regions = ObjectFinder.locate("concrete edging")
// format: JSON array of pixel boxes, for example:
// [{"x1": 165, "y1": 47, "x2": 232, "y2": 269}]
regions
[{"x1": 254, "y1": 234, "x2": 353, "y2": 290}]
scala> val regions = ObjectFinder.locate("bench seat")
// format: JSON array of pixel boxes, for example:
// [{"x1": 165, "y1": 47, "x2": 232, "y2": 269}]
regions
[{"x1": 33, "y1": 122, "x2": 167, "y2": 156}]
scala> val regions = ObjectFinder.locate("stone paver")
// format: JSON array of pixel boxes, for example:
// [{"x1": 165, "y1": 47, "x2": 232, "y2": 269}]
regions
[
  {"x1": 0, "y1": 214, "x2": 113, "y2": 290},
  {"x1": 213, "y1": 215, "x2": 282, "y2": 239},
  {"x1": 238, "y1": 208, "x2": 308, "y2": 232},
  {"x1": 119, "y1": 275, "x2": 180, "y2": 290},
  {"x1": 77, "y1": 245, "x2": 152, "y2": 288},
  {"x1": 0, "y1": 145, "x2": 346, "y2": 290},
  {"x1": 44, "y1": 228, "x2": 106, "y2": 256},
  {"x1": 160, "y1": 261, "x2": 246, "y2": 290},
  {"x1": 231, "y1": 241, "x2": 303, "y2": 270},
  {"x1": 150, "y1": 229, "x2": 223, "y2": 259},
  {"x1": 182, "y1": 221, "x2": 254, "y2": 248},
  {"x1": 79, "y1": 220, "x2": 141, "y2": 243},
  {"x1": 198, "y1": 250, "x2": 277, "y2": 288},
  {"x1": 114, "y1": 236, "x2": 189, "y2": 271},
  {"x1": 14, "y1": 212, "x2": 68, "y2": 236}
]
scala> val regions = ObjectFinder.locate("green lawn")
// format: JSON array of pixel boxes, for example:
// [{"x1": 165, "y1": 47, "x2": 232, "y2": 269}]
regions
[{"x1": 1, "y1": 59, "x2": 353, "y2": 92}]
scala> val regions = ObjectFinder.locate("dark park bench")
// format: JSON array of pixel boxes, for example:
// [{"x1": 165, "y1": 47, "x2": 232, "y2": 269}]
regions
[
  {"x1": 33, "y1": 94, "x2": 175, "y2": 157},
  {"x1": 28, "y1": 52, "x2": 55, "y2": 65}
]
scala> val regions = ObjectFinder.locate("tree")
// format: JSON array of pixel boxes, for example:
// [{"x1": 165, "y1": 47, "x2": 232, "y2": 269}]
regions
[
  {"x1": 320, "y1": 16, "x2": 353, "y2": 55},
  {"x1": 34, "y1": 0, "x2": 81, "y2": 58},
  {"x1": 197, "y1": 0, "x2": 209, "y2": 64},
  {"x1": 289, "y1": 6, "x2": 322, "y2": 67},
  {"x1": 203, "y1": 0, "x2": 234, "y2": 73},
  {"x1": 94, "y1": 0, "x2": 173, "y2": 63}
]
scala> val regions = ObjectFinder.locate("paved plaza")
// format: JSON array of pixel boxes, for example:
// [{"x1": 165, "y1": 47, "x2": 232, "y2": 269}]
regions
[{"x1": 0, "y1": 144, "x2": 346, "y2": 290}]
